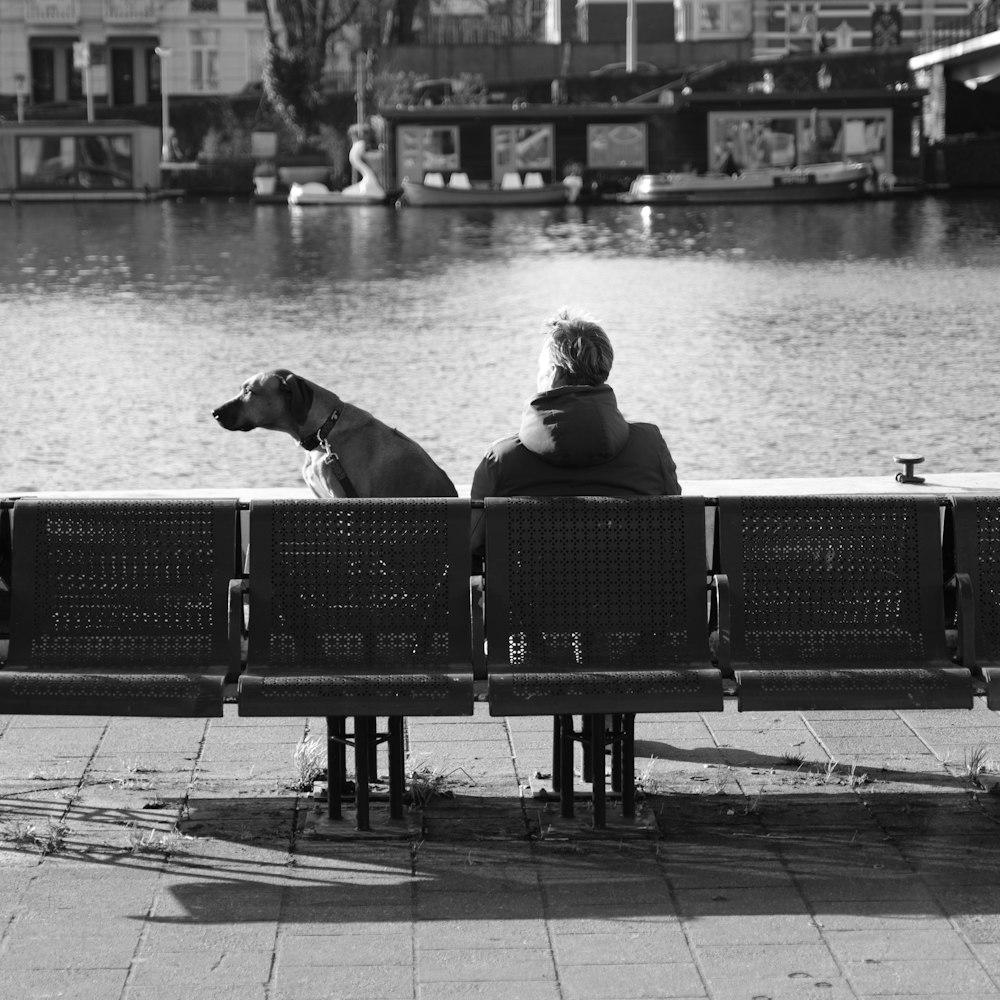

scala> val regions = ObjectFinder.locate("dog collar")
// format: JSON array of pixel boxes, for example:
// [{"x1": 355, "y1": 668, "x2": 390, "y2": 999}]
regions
[{"x1": 299, "y1": 408, "x2": 342, "y2": 451}]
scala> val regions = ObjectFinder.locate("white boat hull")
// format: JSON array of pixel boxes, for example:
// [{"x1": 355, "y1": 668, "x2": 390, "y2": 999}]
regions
[
  {"x1": 622, "y1": 162, "x2": 871, "y2": 205},
  {"x1": 402, "y1": 178, "x2": 568, "y2": 207}
]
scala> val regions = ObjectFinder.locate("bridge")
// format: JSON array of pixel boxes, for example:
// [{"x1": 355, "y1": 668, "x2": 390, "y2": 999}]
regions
[
  {"x1": 910, "y1": 0, "x2": 1000, "y2": 99},
  {"x1": 908, "y1": 0, "x2": 1000, "y2": 165}
]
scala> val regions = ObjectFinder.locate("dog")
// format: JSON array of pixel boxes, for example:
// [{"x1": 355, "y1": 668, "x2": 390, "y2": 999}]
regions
[{"x1": 213, "y1": 369, "x2": 458, "y2": 498}]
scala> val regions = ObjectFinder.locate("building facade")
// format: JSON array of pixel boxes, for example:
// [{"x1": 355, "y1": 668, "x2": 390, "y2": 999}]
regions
[
  {"x1": 0, "y1": 0, "x2": 266, "y2": 106},
  {"x1": 0, "y1": 0, "x2": 982, "y2": 106}
]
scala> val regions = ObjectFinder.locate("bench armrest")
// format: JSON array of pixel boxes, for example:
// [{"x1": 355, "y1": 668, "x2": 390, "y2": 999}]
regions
[
  {"x1": 711, "y1": 573, "x2": 731, "y2": 671},
  {"x1": 229, "y1": 577, "x2": 249, "y2": 672},
  {"x1": 948, "y1": 571, "x2": 975, "y2": 667},
  {"x1": 471, "y1": 575, "x2": 485, "y2": 683}
]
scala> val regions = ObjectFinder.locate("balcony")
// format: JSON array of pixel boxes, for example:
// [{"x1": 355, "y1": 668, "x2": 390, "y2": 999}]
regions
[
  {"x1": 103, "y1": 0, "x2": 158, "y2": 23},
  {"x1": 23, "y1": 0, "x2": 79, "y2": 25},
  {"x1": 915, "y1": 0, "x2": 998, "y2": 53}
]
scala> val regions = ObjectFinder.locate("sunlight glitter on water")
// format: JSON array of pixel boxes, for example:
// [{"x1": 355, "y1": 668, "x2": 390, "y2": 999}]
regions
[{"x1": 2, "y1": 196, "x2": 999, "y2": 493}]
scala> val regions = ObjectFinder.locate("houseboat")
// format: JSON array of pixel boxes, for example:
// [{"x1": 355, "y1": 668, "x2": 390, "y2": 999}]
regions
[
  {"x1": 0, "y1": 120, "x2": 163, "y2": 201},
  {"x1": 378, "y1": 53, "x2": 927, "y2": 203},
  {"x1": 379, "y1": 103, "x2": 672, "y2": 203}
]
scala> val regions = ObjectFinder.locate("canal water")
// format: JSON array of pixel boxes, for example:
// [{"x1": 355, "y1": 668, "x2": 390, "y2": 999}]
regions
[{"x1": 1, "y1": 194, "x2": 999, "y2": 493}]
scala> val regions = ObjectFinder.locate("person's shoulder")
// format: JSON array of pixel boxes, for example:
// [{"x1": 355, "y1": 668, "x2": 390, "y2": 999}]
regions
[
  {"x1": 482, "y1": 434, "x2": 522, "y2": 461},
  {"x1": 627, "y1": 420, "x2": 668, "y2": 440}
]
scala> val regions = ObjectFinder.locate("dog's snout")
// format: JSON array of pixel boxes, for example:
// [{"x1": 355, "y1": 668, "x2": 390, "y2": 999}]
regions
[{"x1": 213, "y1": 398, "x2": 239, "y2": 430}]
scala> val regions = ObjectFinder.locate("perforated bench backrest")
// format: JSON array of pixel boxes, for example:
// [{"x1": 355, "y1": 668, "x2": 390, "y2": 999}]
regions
[
  {"x1": 248, "y1": 499, "x2": 470, "y2": 670},
  {"x1": 717, "y1": 495, "x2": 949, "y2": 666},
  {"x1": 484, "y1": 496, "x2": 709, "y2": 670},
  {"x1": 8, "y1": 498, "x2": 239, "y2": 669},
  {"x1": 951, "y1": 495, "x2": 1000, "y2": 664}
]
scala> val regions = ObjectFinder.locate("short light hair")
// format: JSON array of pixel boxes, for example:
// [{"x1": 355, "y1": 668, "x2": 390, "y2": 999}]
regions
[{"x1": 541, "y1": 308, "x2": 613, "y2": 386}]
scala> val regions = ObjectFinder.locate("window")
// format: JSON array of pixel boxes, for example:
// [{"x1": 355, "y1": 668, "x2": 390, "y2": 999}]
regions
[
  {"x1": 18, "y1": 134, "x2": 133, "y2": 190},
  {"x1": 397, "y1": 126, "x2": 460, "y2": 181},
  {"x1": 708, "y1": 110, "x2": 892, "y2": 172},
  {"x1": 700, "y1": 2, "x2": 723, "y2": 30},
  {"x1": 587, "y1": 124, "x2": 647, "y2": 169},
  {"x1": 190, "y1": 29, "x2": 220, "y2": 92},
  {"x1": 492, "y1": 124, "x2": 553, "y2": 183},
  {"x1": 679, "y1": 0, "x2": 752, "y2": 39}
]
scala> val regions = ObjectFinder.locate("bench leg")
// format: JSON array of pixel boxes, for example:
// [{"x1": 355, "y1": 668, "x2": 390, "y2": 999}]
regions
[
  {"x1": 368, "y1": 716, "x2": 378, "y2": 775},
  {"x1": 589, "y1": 713, "x2": 606, "y2": 829},
  {"x1": 560, "y1": 714, "x2": 576, "y2": 818},
  {"x1": 354, "y1": 716, "x2": 373, "y2": 832},
  {"x1": 326, "y1": 716, "x2": 347, "y2": 821},
  {"x1": 621, "y1": 713, "x2": 636, "y2": 819},
  {"x1": 611, "y1": 714, "x2": 623, "y2": 793},
  {"x1": 581, "y1": 715, "x2": 594, "y2": 784},
  {"x1": 388, "y1": 716, "x2": 405, "y2": 820},
  {"x1": 551, "y1": 717, "x2": 562, "y2": 793}
]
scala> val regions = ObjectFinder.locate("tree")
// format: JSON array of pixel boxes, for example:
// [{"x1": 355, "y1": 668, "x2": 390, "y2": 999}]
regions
[{"x1": 260, "y1": 0, "x2": 362, "y2": 146}]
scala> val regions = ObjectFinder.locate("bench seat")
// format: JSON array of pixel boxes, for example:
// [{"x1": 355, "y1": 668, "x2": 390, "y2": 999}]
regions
[
  {"x1": 484, "y1": 495, "x2": 719, "y2": 828},
  {"x1": 2, "y1": 498, "x2": 241, "y2": 717},
  {"x1": 237, "y1": 498, "x2": 475, "y2": 830},
  {"x1": 715, "y1": 495, "x2": 973, "y2": 712}
]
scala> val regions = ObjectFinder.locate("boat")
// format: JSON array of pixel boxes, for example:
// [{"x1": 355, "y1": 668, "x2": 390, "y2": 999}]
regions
[
  {"x1": 287, "y1": 137, "x2": 391, "y2": 206},
  {"x1": 401, "y1": 175, "x2": 570, "y2": 208},
  {"x1": 620, "y1": 161, "x2": 871, "y2": 205},
  {"x1": 287, "y1": 182, "x2": 390, "y2": 205}
]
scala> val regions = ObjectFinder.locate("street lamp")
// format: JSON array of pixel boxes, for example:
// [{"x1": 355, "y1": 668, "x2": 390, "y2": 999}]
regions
[
  {"x1": 154, "y1": 46, "x2": 172, "y2": 163},
  {"x1": 15, "y1": 73, "x2": 25, "y2": 123}
]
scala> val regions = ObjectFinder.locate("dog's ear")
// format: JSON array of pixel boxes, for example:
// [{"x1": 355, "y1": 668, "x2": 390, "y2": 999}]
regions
[{"x1": 280, "y1": 373, "x2": 314, "y2": 425}]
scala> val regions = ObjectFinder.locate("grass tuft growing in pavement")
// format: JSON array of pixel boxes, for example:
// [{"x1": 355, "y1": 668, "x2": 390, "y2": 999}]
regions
[
  {"x1": 0, "y1": 819, "x2": 69, "y2": 854},
  {"x1": 291, "y1": 736, "x2": 326, "y2": 791}
]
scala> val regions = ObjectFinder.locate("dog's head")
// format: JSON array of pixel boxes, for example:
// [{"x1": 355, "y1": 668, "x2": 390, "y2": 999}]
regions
[{"x1": 213, "y1": 369, "x2": 315, "y2": 432}]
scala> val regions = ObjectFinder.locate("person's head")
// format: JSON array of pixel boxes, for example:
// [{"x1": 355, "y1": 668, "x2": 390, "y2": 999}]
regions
[{"x1": 536, "y1": 308, "x2": 614, "y2": 392}]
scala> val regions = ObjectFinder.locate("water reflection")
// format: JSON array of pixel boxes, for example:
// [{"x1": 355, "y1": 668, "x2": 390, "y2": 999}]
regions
[{"x1": 2, "y1": 195, "x2": 999, "y2": 492}]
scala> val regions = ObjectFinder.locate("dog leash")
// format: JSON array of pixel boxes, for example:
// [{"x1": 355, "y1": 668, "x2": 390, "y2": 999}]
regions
[
  {"x1": 323, "y1": 451, "x2": 359, "y2": 498},
  {"x1": 298, "y1": 408, "x2": 360, "y2": 498}
]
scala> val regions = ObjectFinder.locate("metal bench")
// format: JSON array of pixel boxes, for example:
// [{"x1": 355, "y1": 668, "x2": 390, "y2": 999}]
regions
[
  {"x1": 236, "y1": 498, "x2": 475, "y2": 830},
  {"x1": 483, "y1": 495, "x2": 722, "y2": 828},
  {"x1": 947, "y1": 495, "x2": 1000, "y2": 708},
  {"x1": 2, "y1": 498, "x2": 241, "y2": 717},
  {"x1": 714, "y1": 494, "x2": 972, "y2": 711}
]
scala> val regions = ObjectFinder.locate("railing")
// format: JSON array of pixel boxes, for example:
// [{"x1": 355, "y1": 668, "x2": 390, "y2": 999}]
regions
[
  {"x1": 23, "y1": 0, "x2": 78, "y2": 24},
  {"x1": 413, "y1": 13, "x2": 546, "y2": 46},
  {"x1": 103, "y1": 0, "x2": 157, "y2": 22},
  {"x1": 915, "y1": 0, "x2": 999, "y2": 53}
]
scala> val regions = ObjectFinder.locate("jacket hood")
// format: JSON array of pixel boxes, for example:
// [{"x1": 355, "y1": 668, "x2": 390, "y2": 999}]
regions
[{"x1": 518, "y1": 384, "x2": 630, "y2": 468}]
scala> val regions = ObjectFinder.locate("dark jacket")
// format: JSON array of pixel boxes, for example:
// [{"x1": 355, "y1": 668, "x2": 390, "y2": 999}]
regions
[{"x1": 470, "y1": 384, "x2": 680, "y2": 556}]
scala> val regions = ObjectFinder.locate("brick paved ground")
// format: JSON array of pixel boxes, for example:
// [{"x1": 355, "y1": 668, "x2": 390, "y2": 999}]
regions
[{"x1": 4, "y1": 701, "x2": 1000, "y2": 1000}]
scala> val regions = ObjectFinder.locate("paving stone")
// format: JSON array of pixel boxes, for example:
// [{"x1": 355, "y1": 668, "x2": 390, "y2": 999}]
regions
[
  {"x1": 843, "y1": 958, "x2": 997, "y2": 995},
  {"x1": 419, "y1": 947, "x2": 556, "y2": 983},
  {"x1": 550, "y1": 929, "x2": 693, "y2": 965},
  {"x1": 682, "y1": 914, "x2": 825, "y2": 947},
  {"x1": 825, "y1": 927, "x2": 975, "y2": 961},
  {"x1": 272, "y1": 963, "x2": 414, "y2": 999},
  {"x1": 557, "y1": 960, "x2": 705, "y2": 999},
  {"x1": 417, "y1": 982, "x2": 561, "y2": 1000},
  {"x1": 0, "y1": 967, "x2": 129, "y2": 1000},
  {"x1": 706, "y1": 973, "x2": 856, "y2": 1000},
  {"x1": 694, "y1": 943, "x2": 841, "y2": 981},
  {"x1": 415, "y1": 918, "x2": 548, "y2": 950},
  {"x1": 278, "y1": 931, "x2": 412, "y2": 966}
]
